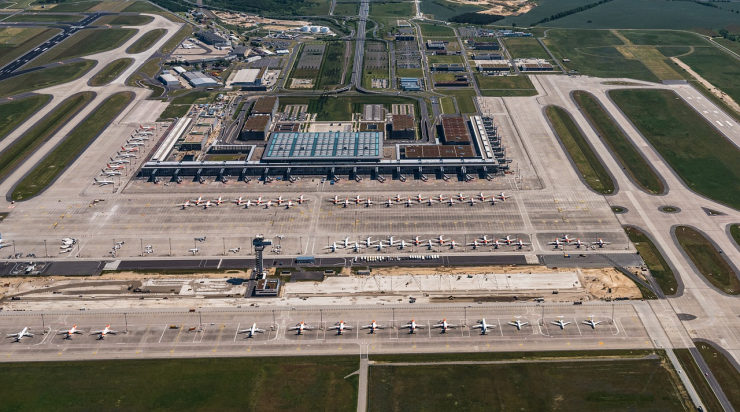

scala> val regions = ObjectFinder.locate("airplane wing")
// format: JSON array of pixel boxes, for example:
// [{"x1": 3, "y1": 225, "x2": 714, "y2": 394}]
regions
[
  {"x1": 344, "y1": 326, "x2": 353, "y2": 330},
  {"x1": 25, "y1": 332, "x2": 34, "y2": 337},
  {"x1": 254, "y1": 328, "x2": 265, "y2": 333},
  {"x1": 90, "y1": 330, "x2": 103, "y2": 334},
  {"x1": 401, "y1": 323, "x2": 412, "y2": 328},
  {"x1": 415, "y1": 324, "x2": 425, "y2": 328},
  {"x1": 471, "y1": 324, "x2": 482, "y2": 329},
  {"x1": 327, "y1": 326, "x2": 339, "y2": 330},
  {"x1": 287, "y1": 326, "x2": 299, "y2": 331},
  {"x1": 6, "y1": 333, "x2": 19, "y2": 338}
]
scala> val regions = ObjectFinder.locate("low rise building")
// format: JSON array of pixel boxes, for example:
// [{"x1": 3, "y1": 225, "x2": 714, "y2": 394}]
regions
[
  {"x1": 476, "y1": 62, "x2": 511, "y2": 73},
  {"x1": 441, "y1": 115, "x2": 471, "y2": 145},
  {"x1": 182, "y1": 71, "x2": 220, "y2": 88},
  {"x1": 431, "y1": 63, "x2": 465, "y2": 72},
  {"x1": 159, "y1": 73, "x2": 180, "y2": 87},
  {"x1": 470, "y1": 40, "x2": 500, "y2": 50},
  {"x1": 399, "y1": 77, "x2": 422, "y2": 91},
  {"x1": 426, "y1": 40, "x2": 446, "y2": 50},
  {"x1": 239, "y1": 114, "x2": 271, "y2": 141},
  {"x1": 231, "y1": 68, "x2": 262, "y2": 87},
  {"x1": 252, "y1": 96, "x2": 278, "y2": 116},
  {"x1": 389, "y1": 114, "x2": 415, "y2": 139},
  {"x1": 515, "y1": 58, "x2": 554, "y2": 71}
]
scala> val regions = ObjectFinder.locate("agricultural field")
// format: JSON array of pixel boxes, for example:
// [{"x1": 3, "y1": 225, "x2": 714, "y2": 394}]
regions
[
  {"x1": 89, "y1": 58, "x2": 134, "y2": 86},
  {"x1": 610, "y1": 89, "x2": 740, "y2": 208},
  {"x1": 0, "y1": 356, "x2": 359, "y2": 411},
  {"x1": 545, "y1": 105, "x2": 614, "y2": 194},
  {"x1": 0, "y1": 92, "x2": 94, "y2": 183},
  {"x1": 624, "y1": 226, "x2": 678, "y2": 295},
  {"x1": 0, "y1": 94, "x2": 51, "y2": 141},
  {"x1": 427, "y1": 54, "x2": 462, "y2": 65},
  {"x1": 694, "y1": 341, "x2": 740, "y2": 409},
  {"x1": 573, "y1": 90, "x2": 664, "y2": 194},
  {"x1": 279, "y1": 95, "x2": 419, "y2": 121},
  {"x1": 503, "y1": 37, "x2": 551, "y2": 60},
  {"x1": 418, "y1": 22, "x2": 455, "y2": 37},
  {"x1": 28, "y1": 28, "x2": 136, "y2": 67},
  {"x1": 0, "y1": 26, "x2": 61, "y2": 68},
  {"x1": 674, "y1": 226, "x2": 739, "y2": 295},
  {"x1": 126, "y1": 28, "x2": 166, "y2": 54},
  {"x1": 369, "y1": 354, "x2": 691, "y2": 411},
  {"x1": 0, "y1": 60, "x2": 96, "y2": 97},
  {"x1": 13, "y1": 92, "x2": 134, "y2": 201},
  {"x1": 619, "y1": 30, "x2": 709, "y2": 47},
  {"x1": 370, "y1": 1, "x2": 414, "y2": 18},
  {"x1": 476, "y1": 74, "x2": 538, "y2": 97}
]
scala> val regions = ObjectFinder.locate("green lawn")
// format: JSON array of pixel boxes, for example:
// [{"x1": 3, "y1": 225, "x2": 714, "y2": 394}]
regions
[
  {"x1": 543, "y1": 29, "x2": 658, "y2": 81},
  {"x1": 503, "y1": 37, "x2": 551, "y2": 60},
  {"x1": 675, "y1": 226, "x2": 739, "y2": 295},
  {"x1": 316, "y1": 40, "x2": 349, "y2": 89},
  {"x1": 475, "y1": 74, "x2": 537, "y2": 96},
  {"x1": 674, "y1": 349, "x2": 724, "y2": 412},
  {"x1": 89, "y1": 57, "x2": 133, "y2": 86},
  {"x1": 29, "y1": 28, "x2": 136, "y2": 67},
  {"x1": 12, "y1": 92, "x2": 133, "y2": 201},
  {"x1": 618, "y1": 30, "x2": 709, "y2": 46},
  {"x1": 280, "y1": 95, "x2": 419, "y2": 121},
  {"x1": 157, "y1": 104, "x2": 191, "y2": 120},
  {"x1": 440, "y1": 89, "x2": 477, "y2": 114},
  {"x1": 440, "y1": 96, "x2": 455, "y2": 114},
  {"x1": 574, "y1": 90, "x2": 664, "y2": 194},
  {"x1": 170, "y1": 90, "x2": 218, "y2": 105},
  {"x1": 427, "y1": 54, "x2": 462, "y2": 64},
  {"x1": 0, "y1": 94, "x2": 51, "y2": 141},
  {"x1": 417, "y1": 22, "x2": 455, "y2": 37},
  {"x1": 694, "y1": 341, "x2": 740, "y2": 410},
  {"x1": 5, "y1": 13, "x2": 83, "y2": 22},
  {"x1": 332, "y1": 1, "x2": 358, "y2": 16},
  {"x1": 370, "y1": 1, "x2": 413, "y2": 18},
  {"x1": 160, "y1": 24, "x2": 193, "y2": 54},
  {"x1": 625, "y1": 226, "x2": 678, "y2": 295},
  {"x1": 36, "y1": 0, "x2": 100, "y2": 11},
  {"x1": 679, "y1": 46, "x2": 740, "y2": 105},
  {"x1": 94, "y1": 14, "x2": 154, "y2": 25},
  {"x1": 371, "y1": 349, "x2": 657, "y2": 363},
  {"x1": 0, "y1": 92, "x2": 93, "y2": 183},
  {"x1": 0, "y1": 60, "x2": 96, "y2": 97},
  {"x1": 0, "y1": 27, "x2": 61, "y2": 68},
  {"x1": 545, "y1": 105, "x2": 614, "y2": 194},
  {"x1": 610, "y1": 89, "x2": 740, "y2": 208},
  {"x1": 0, "y1": 356, "x2": 358, "y2": 411},
  {"x1": 126, "y1": 28, "x2": 166, "y2": 54},
  {"x1": 731, "y1": 224, "x2": 740, "y2": 247},
  {"x1": 122, "y1": 0, "x2": 165, "y2": 12},
  {"x1": 369, "y1": 355, "x2": 690, "y2": 411}
]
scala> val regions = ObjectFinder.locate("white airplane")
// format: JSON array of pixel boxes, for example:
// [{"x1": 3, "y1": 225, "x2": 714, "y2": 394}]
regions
[
  {"x1": 472, "y1": 318, "x2": 494, "y2": 335},
  {"x1": 349, "y1": 242, "x2": 364, "y2": 252},
  {"x1": 353, "y1": 195, "x2": 365, "y2": 205},
  {"x1": 338, "y1": 237, "x2": 351, "y2": 248},
  {"x1": 432, "y1": 194, "x2": 447, "y2": 202},
  {"x1": 233, "y1": 196, "x2": 246, "y2": 206},
  {"x1": 93, "y1": 178, "x2": 114, "y2": 186},
  {"x1": 6, "y1": 327, "x2": 33, "y2": 342},
  {"x1": 478, "y1": 235, "x2": 496, "y2": 246},
  {"x1": 237, "y1": 323, "x2": 265, "y2": 338},
  {"x1": 561, "y1": 234, "x2": 575, "y2": 244},
  {"x1": 426, "y1": 198, "x2": 434, "y2": 206},
  {"x1": 288, "y1": 321, "x2": 315, "y2": 335},
  {"x1": 120, "y1": 146, "x2": 138, "y2": 152},
  {"x1": 138, "y1": 124, "x2": 154, "y2": 131},
  {"x1": 549, "y1": 238, "x2": 563, "y2": 249},
  {"x1": 362, "y1": 237, "x2": 377, "y2": 248},
  {"x1": 91, "y1": 325, "x2": 118, "y2": 339},
  {"x1": 392, "y1": 194, "x2": 402, "y2": 202},
  {"x1": 403, "y1": 198, "x2": 414, "y2": 207},
  {"x1": 116, "y1": 152, "x2": 137, "y2": 158},
  {"x1": 409, "y1": 236, "x2": 426, "y2": 247},
  {"x1": 228, "y1": 247, "x2": 240, "y2": 253},
  {"x1": 363, "y1": 198, "x2": 373, "y2": 207},
  {"x1": 212, "y1": 196, "x2": 225, "y2": 206},
  {"x1": 592, "y1": 238, "x2": 611, "y2": 248},
  {"x1": 328, "y1": 321, "x2": 353, "y2": 335},
  {"x1": 284, "y1": 200, "x2": 295, "y2": 209},
  {"x1": 467, "y1": 198, "x2": 477, "y2": 206},
  {"x1": 189, "y1": 248, "x2": 199, "y2": 255},
  {"x1": 274, "y1": 196, "x2": 286, "y2": 206},
  {"x1": 425, "y1": 239, "x2": 435, "y2": 250},
  {"x1": 57, "y1": 324, "x2": 83, "y2": 339},
  {"x1": 361, "y1": 320, "x2": 384, "y2": 333},
  {"x1": 400, "y1": 319, "x2": 425, "y2": 334},
  {"x1": 572, "y1": 239, "x2": 585, "y2": 248},
  {"x1": 101, "y1": 169, "x2": 121, "y2": 176},
  {"x1": 387, "y1": 236, "x2": 398, "y2": 247},
  {"x1": 446, "y1": 198, "x2": 456, "y2": 206},
  {"x1": 177, "y1": 200, "x2": 193, "y2": 209},
  {"x1": 398, "y1": 239, "x2": 410, "y2": 250},
  {"x1": 202, "y1": 200, "x2": 213, "y2": 209},
  {"x1": 384, "y1": 198, "x2": 394, "y2": 207},
  {"x1": 432, "y1": 319, "x2": 456, "y2": 333},
  {"x1": 496, "y1": 192, "x2": 511, "y2": 201},
  {"x1": 126, "y1": 140, "x2": 144, "y2": 147},
  {"x1": 375, "y1": 241, "x2": 387, "y2": 251},
  {"x1": 508, "y1": 320, "x2": 529, "y2": 330},
  {"x1": 583, "y1": 318, "x2": 602, "y2": 329},
  {"x1": 331, "y1": 195, "x2": 341, "y2": 205},
  {"x1": 448, "y1": 240, "x2": 459, "y2": 249},
  {"x1": 325, "y1": 242, "x2": 341, "y2": 252},
  {"x1": 551, "y1": 319, "x2": 571, "y2": 329},
  {"x1": 434, "y1": 235, "x2": 450, "y2": 245},
  {"x1": 468, "y1": 240, "x2": 482, "y2": 249},
  {"x1": 500, "y1": 235, "x2": 517, "y2": 245},
  {"x1": 414, "y1": 193, "x2": 425, "y2": 203},
  {"x1": 295, "y1": 195, "x2": 308, "y2": 204},
  {"x1": 476, "y1": 192, "x2": 490, "y2": 201},
  {"x1": 110, "y1": 156, "x2": 130, "y2": 164}
]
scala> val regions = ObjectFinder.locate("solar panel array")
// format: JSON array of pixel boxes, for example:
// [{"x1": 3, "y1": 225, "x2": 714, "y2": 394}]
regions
[{"x1": 263, "y1": 132, "x2": 382, "y2": 161}]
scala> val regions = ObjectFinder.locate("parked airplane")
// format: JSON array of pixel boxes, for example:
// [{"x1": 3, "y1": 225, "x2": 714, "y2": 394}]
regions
[
  {"x1": 468, "y1": 240, "x2": 482, "y2": 249},
  {"x1": 353, "y1": 195, "x2": 364, "y2": 205},
  {"x1": 403, "y1": 198, "x2": 414, "y2": 207},
  {"x1": 6, "y1": 327, "x2": 33, "y2": 342},
  {"x1": 375, "y1": 241, "x2": 387, "y2": 251},
  {"x1": 138, "y1": 124, "x2": 154, "y2": 131},
  {"x1": 288, "y1": 321, "x2": 315, "y2": 335},
  {"x1": 432, "y1": 194, "x2": 447, "y2": 202},
  {"x1": 551, "y1": 319, "x2": 571, "y2": 329},
  {"x1": 592, "y1": 238, "x2": 611, "y2": 248},
  {"x1": 126, "y1": 141, "x2": 144, "y2": 147},
  {"x1": 496, "y1": 192, "x2": 511, "y2": 201},
  {"x1": 387, "y1": 236, "x2": 398, "y2": 247},
  {"x1": 57, "y1": 324, "x2": 83, "y2": 339},
  {"x1": 384, "y1": 198, "x2": 394, "y2": 207},
  {"x1": 325, "y1": 242, "x2": 341, "y2": 252},
  {"x1": 233, "y1": 196, "x2": 245, "y2": 206},
  {"x1": 202, "y1": 200, "x2": 213, "y2": 209},
  {"x1": 212, "y1": 196, "x2": 225, "y2": 206},
  {"x1": 500, "y1": 235, "x2": 517, "y2": 245},
  {"x1": 454, "y1": 193, "x2": 467, "y2": 201},
  {"x1": 295, "y1": 195, "x2": 308, "y2": 204},
  {"x1": 120, "y1": 146, "x2": 138, "y2": 152},
  {"x1": 434, "y1": 235, "x2": 451, "y2": 245},
  {"x1": 448, "y1": 240, "x2": 459, "y2": 249},
  {"x1": 583, "y1": 317, "x2": 602, "y2": 329},
  {"x1": 515, "y1": 239, "x2": 530, "y2": 249},
  {"x1": 432, "y1": 319, "x2": 456, "y2": 333},
  {"x1": 410, "y1": 236, "x2": 426, "y2": 247},
  {"x1": 176, "y1": 200, "x2": 192, "y2": 209},
  {"x1": 101, "y1": 169, "x2": 121, "y2": 176},
  {"x1": 414, "y1": 194, "x2": 425, "y2": 203},
  {"x1": 363, "y1": 198, "x2": 373, "y2": 207},
  {"x1": 361, "y1": 320, "x2": 384, "y2": 333},
  {"x1": 349, "y1": 242, "x2": 364, "y2": 252},
  {"x1": 91, "y1": 325, "x2": 118, "y2": 339},
  {"x1": 476, "y1": 192, "x2": 490, "y2": 201},
  {"x1": 392, "y1": 194, "x2": 402, "y2": 202},
  {"x1": 331, "y1": 195, "x2": 341, "y2": 205},
  {"x1": 93, "y1": 178, "x2": 114, "y2": 186},
  {"x1": 398, "y1": 240, "x2": 410, "y2": 250},
  {"x1": 572, "y1": 239, "x2": 585, "y2": 248},
  {"x1": 274, "y1": 196, "x2": 286, "y2": 206},
  {"x1": 549, "y1": 238, "x2": 563, "y2": 249},
  {"x1": 508, "y1": 319, "x2": 529, "y2": 330},
  {"x1": 188, "y1": 248, "x2": 199, "y2": 255},
  {"x1": 116, "y1": 152, "x2": 137, "y2": 158},
  {"x1": 237, "y1": 323, "x2": 265, "y2": 338},
  {"x1": 191, "y1": 196, "x2": 205, "y2": 206},
  {"x1": 447, "y1": 198, "x2": 456, "y2": 206},
  {"x1": 400, "y1": 319, "x2": 425, "y2": 334},
  {"x1": 362, "y1": 237, "x2": 377, "y2": 248},
  {"x1": 561, "y1": 234, "x2": 575, "y2": 244},
  {"x1": 284, "y1": 200, "x2": 295, "y2": 209},
  {"x1": 472, "y1": 318, "x2": 495, "y2": 335},
  {"x1": 328, "y1": 321, "x2": 353, "y2": 335}
]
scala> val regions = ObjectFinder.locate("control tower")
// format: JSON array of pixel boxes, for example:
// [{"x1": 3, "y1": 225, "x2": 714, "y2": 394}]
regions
[{"x1": 252, "y1": 234, "x2": 272, "y2": 278}]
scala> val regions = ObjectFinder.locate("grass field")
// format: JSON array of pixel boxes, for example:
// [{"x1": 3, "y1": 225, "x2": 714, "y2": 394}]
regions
[
  {"x1": 610, "y1": 89, "x2": 740, "y2": 208},
  {"x1": 619, "y1": 30, "x2": 709, "y2": 46},
  {"x1": 0, "y1": 92, "x2": 93, "y2": 184},
  {"x1": 440, "y1": 89, "x2": 477, "y2": 114},
  {"x1": 126, "y1": 28, "x2": 166, "y2": 54},
  {"x1": 170, "y1": 90, "x2": 218, "y2": 105},
  {"x1": 160, "y1": 24, "x2": 192, "y2": 54},
  {"x1": 675, "y1": 226, "x2": 739, "y2": 295},
  {"x1": 369, "y1": 354, "x2": 690, "y2": 411},
  {"x1": 0, "y1": 27, "x2": 61, "y2": 68},
  {"x1": 0, "y1": 356, "x2": 358, "y2": 411},
  {"x1": 427, "y1": 54, "x2": 462, "y2": 64},
  {"x1": 475, "y1": 74, "x2": 537, "y2": 96},
  {"x1": 332, "y1": 1, "x2": 358, "y2": 16},
  {"x1": 36, "y1": 0, "x2": 101, "y2": 12},
  {"x1": 89, "y1": 57, "x2": 133, "y2": 86},
  {"x1": 419, "y1": 0, "x2": 484, "y2": 20},
  {"x1": 678, "y1": 46, "x2": 740, "y2": 105},
  {"x1": 157, "y1": 103, "x2": 191, "y2": 120},
  {"x1": 731, "y1": 224, "x2": 740, "y2": 247},
  {"x1": 440, "y1": 96, "x2": 455, "y2": 114},
  {"x1": 371, "y1": 349, "x2": 657, "y2": 363},
  {"x1": 674, "y1": 349, "x2": 724, "y2": 412},
  {"x1": 316, "y1": 41, "x2": 349, "y2": 89},
  {"x1": 0, "y1": 60, "x2": 96, "y2": 97},
  {"x1": 29, "y1": 28, "x2": 136, "y2": 67},
  {"x1": 0, "y1": 94, "x2": 51, "y2": 141},
  {"x1": 370, "y1": 1, "x2": 413, "y2": 17},
  {"x1": 545, "y1": 105, "x2": 614, "y2": 194},
  {"x1": 5, "y1": 13, "x2": 83, "y2": 22},
  {"x1": 503, "y1": 37, "x2": 551, "y2": 60},
  {"x1": 695, "y1": 341, "x2": 740, "y2": 409},
  {"x1": 574, "y1": 90, "x2": 664, "y2": 194},
  {"x1": 12, "y1": 92, "x2": 133, "y2": 200},
  {"x1": 418, "y1": 22, "x2": 455, "y2": 37},
  {"x1": 624, "y1": 226, "x2": 678, "y2": 295},
  {"x1": 543, "y1": 29, "x2": 658, "y2": 81},
  {"x1": 714, "y1": 38, "x2": 740, "y2": 55},
  {"x1": 280, "y1": 95, "x2": 419, "y2": 121},
  {"x1": 94, "y1": 13, "x2": 153, "y2": 25}
]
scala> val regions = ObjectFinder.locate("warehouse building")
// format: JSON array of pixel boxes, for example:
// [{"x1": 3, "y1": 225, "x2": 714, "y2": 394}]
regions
[
  {"x1": 389, "y1": 114, "x2": 415, "y2": 139},
  {"x1": 470, "y1": 40, "x2": 500, "y2": 50},
  {"x1": 515, "y1": 58, "x2": 554, "y2": 71},
  {"x1": 239, "y1": 114, "x2": 272, "y2": 141},
  {"x1": 196, "y1": 30, "x2": 229, "y2": 47},
  {"x1": 441, "y1": 115, "x2": 471, "y2": 145},
  {"x1": 431, "y1": 63, "x2": 465, "y2": 72},
  {"x1": 182, "y1": 71, "x2": 220, "y2": 88},
  {"x1": 159, "y1": 72, "x2": 180, "y2": 87},
  {"x1": 231, "y1": 68, "x2": 262, "y2": 87},
  {"x1": 262, "y1": 131, "x2": 382, "y2": 162},
  {"x1": 472, "y1": 53, "x2": 504, "y2": 60},
  {"x1": 476, "y1": 61, "x2": 511, "y2": 73},
  {"x1": 426, "y1": 40, "x2": 446, "y2": 50}
]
